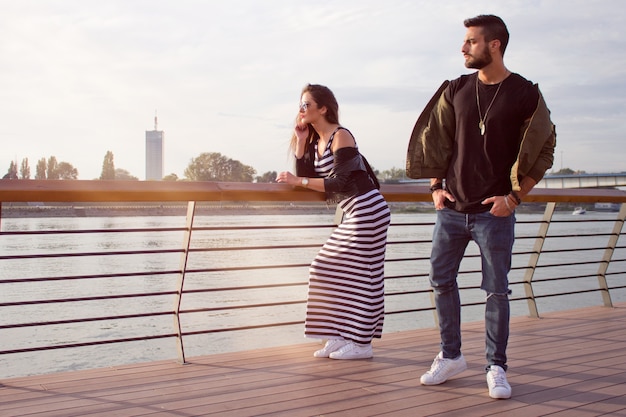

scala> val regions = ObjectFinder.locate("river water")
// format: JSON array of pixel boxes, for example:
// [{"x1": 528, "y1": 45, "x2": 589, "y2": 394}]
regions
[{"x1": 0, "y1": 210, "x2": 624, "y2": 379}]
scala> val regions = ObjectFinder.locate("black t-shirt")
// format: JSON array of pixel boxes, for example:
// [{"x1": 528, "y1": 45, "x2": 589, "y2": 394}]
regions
[{"x1": 443, "y1": 72, "x2": 539, "y2": 213}]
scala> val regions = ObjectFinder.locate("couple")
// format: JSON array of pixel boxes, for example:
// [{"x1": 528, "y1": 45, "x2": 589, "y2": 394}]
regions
[{"x1": 276, "y1": 14, "x2": 556, "y2": 400}]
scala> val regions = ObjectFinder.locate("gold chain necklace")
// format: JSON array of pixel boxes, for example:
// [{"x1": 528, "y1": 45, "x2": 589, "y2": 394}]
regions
[{"x1": 476, "y1": 76, "x2": 504, "y2": 136}]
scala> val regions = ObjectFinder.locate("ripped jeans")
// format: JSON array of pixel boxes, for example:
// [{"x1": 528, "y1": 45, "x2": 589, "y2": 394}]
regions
[{"x1": 429, "y1": 208, "x2": 514, "y2": 370}]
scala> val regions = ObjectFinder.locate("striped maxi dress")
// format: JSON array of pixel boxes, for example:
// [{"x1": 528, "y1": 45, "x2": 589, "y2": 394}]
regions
[{"x1": 304, "y1": 133, "x2": 391, "y2": 344}]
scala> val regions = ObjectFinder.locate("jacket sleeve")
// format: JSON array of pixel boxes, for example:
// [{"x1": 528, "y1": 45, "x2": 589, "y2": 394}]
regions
[
  {"x1": 324, "y1": 147, "x2": 364, "y2": 193},
  {"x1": 295, "y1": 140, "x2": 318, "y2": 178},
  {"x1": 406, "y1": 81, "x2": 455, "y2": 179},
  {"x1": 511, "y1": 88, "x2": 556, "y2": 190}
]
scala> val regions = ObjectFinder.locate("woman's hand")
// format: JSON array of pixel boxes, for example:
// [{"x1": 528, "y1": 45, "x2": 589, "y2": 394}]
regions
[
  {"x1": 292, "y1": 121, "x2": 310, "y2": 160},
  {"x1": 276, "y1": 171, "x2": 297, "y2": 185},
  {"x1": 276, "y1": 171, "x2": 320, "y2": 191},
  {"x1": 294, "y1": 121, "x2": 309, "y2": 142}
]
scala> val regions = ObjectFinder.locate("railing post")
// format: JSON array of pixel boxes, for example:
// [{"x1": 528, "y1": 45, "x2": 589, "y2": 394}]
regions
[
  {"x1": 333, "y1": 206, "x2": 344, "y2": 225},
  {"x1": 523, "y1": 202, "x2": 556, "y2": 318},
  {"x1": 596, "y1": 203, "x2": 626, "y2": 308},
  {"x1": 173, "y1": 201, "x2": 196, "y2": 364}
]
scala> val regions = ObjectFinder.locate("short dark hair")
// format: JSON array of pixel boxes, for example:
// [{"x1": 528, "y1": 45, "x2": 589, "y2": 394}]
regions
[{"x1": 464, "y1": 15, "x2": 509, "y2": 56}]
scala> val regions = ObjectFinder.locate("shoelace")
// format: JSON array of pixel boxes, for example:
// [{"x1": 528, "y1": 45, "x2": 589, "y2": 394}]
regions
[
  {"x1": 489, "y1": 369, "x2": 507, "y2": 386},
  {"x1": 428, "y1": 357, "x2": 447, "y2": 375}
]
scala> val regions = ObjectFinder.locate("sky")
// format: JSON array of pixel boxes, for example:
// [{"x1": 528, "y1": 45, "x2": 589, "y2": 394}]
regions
[{"x1": 1, "y1": 0, "x2": 625, "y2": 180}]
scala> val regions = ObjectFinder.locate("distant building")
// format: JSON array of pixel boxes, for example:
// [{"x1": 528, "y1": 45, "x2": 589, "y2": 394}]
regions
[{"x1": 145, "y1": 115, "x2": 164, "y2": 181}]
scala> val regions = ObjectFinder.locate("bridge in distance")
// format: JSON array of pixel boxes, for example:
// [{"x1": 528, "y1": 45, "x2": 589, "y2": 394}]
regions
[
  {"x1": 401, "y1": 172, "x2": 626, "y2": 189},
  {"x1": 534, "y1": 172, "x2": 626, "y2": 189}
]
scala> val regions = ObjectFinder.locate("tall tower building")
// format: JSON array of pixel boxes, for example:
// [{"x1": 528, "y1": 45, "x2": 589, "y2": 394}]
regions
[{"x1": 145, "y1": 114, "x2": 164, "y2": 181}]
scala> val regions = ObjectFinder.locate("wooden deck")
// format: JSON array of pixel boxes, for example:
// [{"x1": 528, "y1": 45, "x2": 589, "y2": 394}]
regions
[{"x1": 1, "y1": 303, "x2": 625, "y2": 417}]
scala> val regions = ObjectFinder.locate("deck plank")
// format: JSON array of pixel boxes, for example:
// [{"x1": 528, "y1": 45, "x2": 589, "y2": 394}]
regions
[{"x1": 1, "y1": 303, "x2": 625, "y2": 416}]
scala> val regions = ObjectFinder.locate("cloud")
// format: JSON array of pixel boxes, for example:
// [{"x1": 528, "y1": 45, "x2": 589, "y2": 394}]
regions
[{"x1": 1, "y1": 0, "x2": 625, "y2": 179}]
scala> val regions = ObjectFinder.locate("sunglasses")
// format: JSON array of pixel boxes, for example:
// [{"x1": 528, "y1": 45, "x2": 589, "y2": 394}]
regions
[{"x1": 299, "y1": 102, "x2": 313, "y2": 112}]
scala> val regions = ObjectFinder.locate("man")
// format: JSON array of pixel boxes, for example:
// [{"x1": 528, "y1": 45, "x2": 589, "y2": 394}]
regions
[{"x1": 406, "y1": 15, "x2": 556, "y2": 399}]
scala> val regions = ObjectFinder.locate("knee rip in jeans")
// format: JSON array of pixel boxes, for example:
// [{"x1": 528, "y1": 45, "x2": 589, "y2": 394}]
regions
[{"x1": 486, "y1": 289, "x2": 512, "y2": 300}]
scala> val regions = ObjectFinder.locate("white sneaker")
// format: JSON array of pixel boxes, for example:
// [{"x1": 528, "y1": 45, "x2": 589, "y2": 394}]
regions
[
  {"x1": 313, "y1": 339, "x2": 348, "y2": 358},
  {"x1": 420, "y1": 352, "x2": 467, "y2": 385},
  {"x1": 329, "y1": 341, "x2": 373, "y2": 360},
  {"x1": 486, "y1": 365, "x2": 511, "y2": 399}
]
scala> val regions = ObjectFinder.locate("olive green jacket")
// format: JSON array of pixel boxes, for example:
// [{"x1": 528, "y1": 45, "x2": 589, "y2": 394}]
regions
[{"x1": 405, "y1": 80, "x2": 556, "y2": 191}]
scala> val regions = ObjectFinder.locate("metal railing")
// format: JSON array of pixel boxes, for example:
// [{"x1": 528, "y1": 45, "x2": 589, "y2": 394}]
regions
[{"x1": 0, "y1": 180, "x2": 625, "y2": 375}]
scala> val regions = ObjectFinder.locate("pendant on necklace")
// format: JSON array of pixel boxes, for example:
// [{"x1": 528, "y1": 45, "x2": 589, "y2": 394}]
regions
[{"x1": 479, "y1": 120, "x2": 485, "y2": 135}]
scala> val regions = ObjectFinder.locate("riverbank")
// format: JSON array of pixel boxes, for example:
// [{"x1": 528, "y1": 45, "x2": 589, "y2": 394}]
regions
[
  {"x1": 0, "y1": 201, "x2": 585, "y2": 218},
  {"x1": 0, "y1": 202, "x2": 329, "y2": 218},
  {"x1": 2, "y1": 202, "x2": 431, "y2": 218}
]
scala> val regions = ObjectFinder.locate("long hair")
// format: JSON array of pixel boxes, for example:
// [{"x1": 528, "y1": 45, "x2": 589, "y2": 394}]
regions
[
  {"x1": 464, "y1": 15, "x2": 509, "y2": 56},
  {"x1": 289, "y1": 84, "x2": 340, "y2": 152}
]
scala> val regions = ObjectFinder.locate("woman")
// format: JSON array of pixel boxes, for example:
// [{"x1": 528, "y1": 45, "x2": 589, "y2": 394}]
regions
[{"x1": 276, "y1": 84, "x2": 390, "y2": 360}]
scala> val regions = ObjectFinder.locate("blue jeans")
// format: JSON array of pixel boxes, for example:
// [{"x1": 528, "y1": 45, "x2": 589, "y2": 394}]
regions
[{"x1": 429, "y1": 208, "x2": 514, "y2": 370}]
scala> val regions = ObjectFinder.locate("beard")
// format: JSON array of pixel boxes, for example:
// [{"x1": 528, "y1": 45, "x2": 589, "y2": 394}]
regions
[{"x1": 464, "y1": 45, "x2": 493, "y2": 69}]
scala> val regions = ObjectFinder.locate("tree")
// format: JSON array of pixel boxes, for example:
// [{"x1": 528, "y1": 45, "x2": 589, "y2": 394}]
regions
[
  {"x1": 100, "y1": 151, "x2": 115, "y2": 180},
  {"x1": 163, "y1": 173, "x2": 179, "y2": 181},
  {"x1": 228, "y1": 160, "x2": 256, "y2": 182},
  {"x1": 184, "y1": 152, "x2": 256, "y2": 182},
  {"x1": 47, "y1": 156, "x2": 59, "y2": 180},
  {"x1": 554, "y1": 168, "x2": 574, "y2": 175},
  {"x1": 3, "y1": 161, "x2": 18, "y2": 179},
  {"x1": 35, "y1": 158, "x2": 47, "y2": 179},
  {"x1": 29, "y1": 157, "x2": 79, "y2": 180},
  {"x1": 552, "y1": 168, "x2": 586, "y2": 175},
  {"x1": 20, "y1": 158, "x2": 31, "y2": 179},
  {"x1": 255, "y1": 171, "x2": 277, "y2": 183},
  {"x1": 379, "y1": 167, "x2": 406, "y2": 183},
  {"x1": 56, "y1": 162, "x2": 79, "y2": 180},
  {"x1": 114, "y1": 168, "x2": 139, "y2": 180}
]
